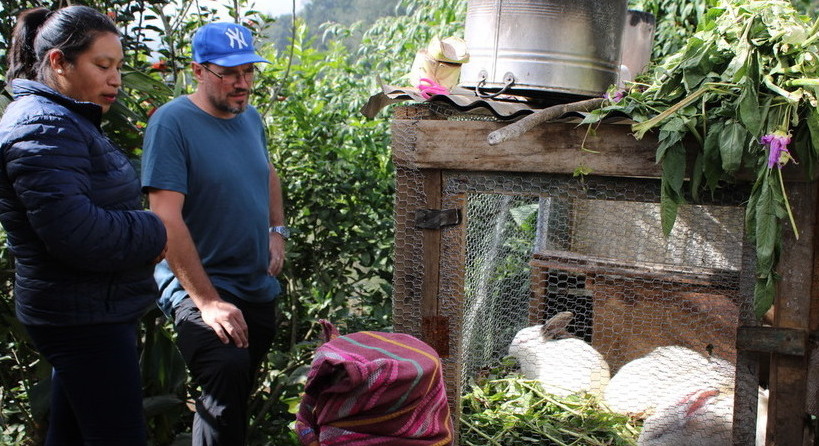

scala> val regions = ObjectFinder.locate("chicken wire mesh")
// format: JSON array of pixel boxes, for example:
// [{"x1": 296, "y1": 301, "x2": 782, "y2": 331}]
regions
[{"x1": 390, "y1": 104, "x2": 765, "y2": 445}]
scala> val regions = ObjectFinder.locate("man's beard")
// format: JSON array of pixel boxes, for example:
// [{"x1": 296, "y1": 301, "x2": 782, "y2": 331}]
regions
[{"x1": 209, "y1": 90, "x2": 248, "y2": 115}]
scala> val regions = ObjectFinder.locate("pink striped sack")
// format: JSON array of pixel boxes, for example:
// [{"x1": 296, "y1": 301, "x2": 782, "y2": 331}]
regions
[{"x1": 295, "y1": 320, "x2": 453, "y2": 445}]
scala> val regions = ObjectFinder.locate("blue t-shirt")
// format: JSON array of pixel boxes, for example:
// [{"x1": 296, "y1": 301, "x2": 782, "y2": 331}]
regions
[{"x1": 141, "y1": 96, "x2": 281, "y2": 316}]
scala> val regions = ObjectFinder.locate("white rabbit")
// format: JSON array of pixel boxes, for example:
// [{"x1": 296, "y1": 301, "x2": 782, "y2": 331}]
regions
[
  {"x1": 603, "y1": 345, "x2": 735, "y2": 417},
  {"x1": 508, "y1": 311, "x2": 611, "y2": 397},
  {"x1": 638, "y1": 387, "x2": 732, "y2": 446},
  {"x1": 637, "y1": 386, "x2": 768, "y2": 446}
]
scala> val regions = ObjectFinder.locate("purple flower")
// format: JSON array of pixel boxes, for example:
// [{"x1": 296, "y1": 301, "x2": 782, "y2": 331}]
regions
[
  {"x1": 761, "y1": 132, "x2": 792, "y2": 168},
  {"x1": 604, "y1": 89, "x2": 625, "y2": 103}
]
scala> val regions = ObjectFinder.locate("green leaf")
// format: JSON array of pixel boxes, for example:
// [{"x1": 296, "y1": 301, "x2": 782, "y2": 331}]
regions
[
  {"x1": 727, "y1": 45, "x2": 750, "y2": 82},
  {"x1": 691, "y1": 151, "x2": 704, "y2": 201},
  {"x1": 703, "y1": 121, "x2": 725, "y2": 190},
  {"x1": 745, "y1": 168, "x2": 766, "y2": 239},
  {"x1": 807, "y1": 109, "x2": 819, "y2": 160},
  {"x1": 680, "y1": 37, "x2": 708, "y2": 69},
  {"x1": 746, "y1": 50, "x2": 761, "y2": 92},
  {"x1": 633, "y1": 85, "x2": 712, "y2": 139},
  {"x1": 754, "y1": 276, "x2": 775, "y2": 319},
  {"x1": 738, "y1": 80, "x2": 762, "y2": 136},
  {"x1": 754, "y1": 177, "x2": 778, "y2": 275},
  {"x1": 509, "y1": 204, "x2": 539, "y2": 227},
  {"x1": 660, "y1": 144, "x2": 686, "y2": 236},
  {"x1": 656, "y1": 126, "x2": 684, "y2": 161},
  {"x1": 794, "y1": 122, "x2": 817, "y2": 180},
  {"x1": 719, "y1": 120, "x2": 748, "y2": 173},
  {"x1": 663, "y1": 141, "x2": 687, "y2": 193},
  {"x1": 122, "y1": 70, "x2": 173, "y2": 96},
  {"x1": 657, "y1": 70, "x2": 685, "y2": 99},
  {"x1": 660, "y1": 181, "x2": 680, "y2": 236}
]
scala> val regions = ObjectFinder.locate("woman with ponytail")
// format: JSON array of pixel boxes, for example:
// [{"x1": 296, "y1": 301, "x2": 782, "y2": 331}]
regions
[{"x1": 0, "y1": 5, "x2": 167, "y2": 445}]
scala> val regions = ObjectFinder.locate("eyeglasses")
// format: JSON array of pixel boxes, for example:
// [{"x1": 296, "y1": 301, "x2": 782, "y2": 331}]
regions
[{"x1": 200, "y1": 63, "x2": 257, "y2": 84}]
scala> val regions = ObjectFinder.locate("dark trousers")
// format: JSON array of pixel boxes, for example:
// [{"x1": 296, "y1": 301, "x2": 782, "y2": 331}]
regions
[
  {"x1": 173, "y1": 293, "x2": 277, "y2": 446},
  {"x1": 25, "y1": 321, "x2": 147, "y2": 446}
]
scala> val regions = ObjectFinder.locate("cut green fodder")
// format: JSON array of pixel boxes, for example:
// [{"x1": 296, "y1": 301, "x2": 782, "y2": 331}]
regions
[
  {"x1": 460, "y1": 376, "x2": 640, "y2": 446},
  {"x1": 585, "y1": 0, "x2": 819, "y2": 318}
]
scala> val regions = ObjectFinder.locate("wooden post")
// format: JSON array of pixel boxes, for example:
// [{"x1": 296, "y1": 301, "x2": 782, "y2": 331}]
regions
[
  {"x1": 420, "y1": 170, "x2": 447, "y2": 353},
  {"x1": 768, "y1": 181, "x2": 818, "y2": 446},
  {"x1": 439, "y1": 190, "x2": 467, "y2": 444},
  {"x1": 390, "y1": 105, "x2": 463, "y2": 442},
  {"x1": 733, "y1": 239, "x2": 763, "y2": 446}
]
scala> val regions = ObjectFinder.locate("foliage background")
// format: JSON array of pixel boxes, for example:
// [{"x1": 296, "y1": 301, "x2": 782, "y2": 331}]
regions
[{"x1": 2, "y1": 0, "x2": 819, "y2": 444}]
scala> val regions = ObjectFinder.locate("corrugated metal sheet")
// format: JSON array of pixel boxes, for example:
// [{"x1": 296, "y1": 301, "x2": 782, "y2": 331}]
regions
[{"x1": 362, "y1": 83, "x2": 632, "y2": 125}]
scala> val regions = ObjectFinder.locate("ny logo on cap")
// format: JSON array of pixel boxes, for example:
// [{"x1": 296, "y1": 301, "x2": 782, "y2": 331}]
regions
[{"x1": 224, "y1": 27, "x2": 249, "y2": 49}]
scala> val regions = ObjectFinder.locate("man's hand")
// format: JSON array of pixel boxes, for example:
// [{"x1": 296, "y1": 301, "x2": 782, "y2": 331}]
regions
[
  {"x1": 148, "y1": 188, "x2": 250, "y2": 348},
  {"x1": 199, "y1": 299, "x2": 249, "y2": 348},
  {"x1": 268, "y1": 232, "x2": 285, "y2": 276}
]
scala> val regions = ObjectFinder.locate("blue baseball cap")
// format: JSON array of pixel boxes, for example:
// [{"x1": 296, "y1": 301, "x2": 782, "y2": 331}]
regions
[{"x1": 192, "y1": 22, "x2": 270, "y2": 67}]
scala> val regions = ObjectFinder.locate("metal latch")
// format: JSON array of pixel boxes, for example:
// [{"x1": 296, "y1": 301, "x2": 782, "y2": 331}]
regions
[{"x1": 415, "y1": 209, "x2": 461, "y2": 229}]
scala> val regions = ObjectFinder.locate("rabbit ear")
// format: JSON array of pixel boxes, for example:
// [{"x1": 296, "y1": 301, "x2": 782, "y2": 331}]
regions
[
  {"x1": 682, "y1": 388, "x2": 719, "y2": 419},
  {"x1": 540, "y1": 311, "x2": 574, "y2": 340}
]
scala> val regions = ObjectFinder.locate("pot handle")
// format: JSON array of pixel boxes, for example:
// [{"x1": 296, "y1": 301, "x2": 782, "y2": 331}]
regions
[{"x1": 474, "y1": 71, "x2": 516, "y2": 98}]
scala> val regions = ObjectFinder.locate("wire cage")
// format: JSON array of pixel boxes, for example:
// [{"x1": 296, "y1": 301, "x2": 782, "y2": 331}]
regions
[{"x1": 389, "y1": 103, "x2": 819, "y2": 445}]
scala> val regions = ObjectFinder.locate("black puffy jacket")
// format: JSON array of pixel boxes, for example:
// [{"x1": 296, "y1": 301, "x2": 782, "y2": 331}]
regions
[{"x1": 0, "y1": 80, "x2": 167, "y2": 326}]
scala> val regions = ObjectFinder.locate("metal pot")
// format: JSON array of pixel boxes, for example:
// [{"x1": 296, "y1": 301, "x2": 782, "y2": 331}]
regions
[
  {"x1": 618, "y1": 10, "x2": 656, "y2": 86},
  {"x1": 460, "y1": 0, "x2": 629, "y2": 100}
]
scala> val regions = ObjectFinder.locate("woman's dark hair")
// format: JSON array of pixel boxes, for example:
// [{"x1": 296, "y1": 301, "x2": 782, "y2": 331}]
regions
[{"x1": 7, "y1": 5, "x2": 119, "y2": 81}]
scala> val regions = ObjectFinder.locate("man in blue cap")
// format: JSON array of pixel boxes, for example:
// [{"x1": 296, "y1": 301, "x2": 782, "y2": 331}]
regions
[{"x1": 141, "y1": 22, "x2": 288, "y2": 445}]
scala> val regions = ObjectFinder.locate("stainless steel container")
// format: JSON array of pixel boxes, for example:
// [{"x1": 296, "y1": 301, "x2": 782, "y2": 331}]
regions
[
  {"x1": 618, "y1": 10, "x2": 656, "y2": 86},
  {"x1": 460, "y1": 0, "x2": 629, "y2": 99}
]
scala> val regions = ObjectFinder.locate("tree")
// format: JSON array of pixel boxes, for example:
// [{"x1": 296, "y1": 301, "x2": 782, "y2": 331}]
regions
[{"x1": 262, "y1": 0, "x2": 403, "y2": 52}]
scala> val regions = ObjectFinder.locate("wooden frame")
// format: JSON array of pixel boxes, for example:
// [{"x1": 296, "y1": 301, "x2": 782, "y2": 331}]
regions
[{"x1": 389, "y1": 104, "x2": 818, "y2": 446}]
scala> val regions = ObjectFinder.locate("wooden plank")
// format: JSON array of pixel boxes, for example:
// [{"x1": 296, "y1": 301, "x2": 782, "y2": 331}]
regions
[
  {"x1": 768, "y1": 181, "x2": 818, "y2": 446},
  {"x1": 391, "y1": 118, "x2": 816, "y2": 182},
  {"x1": 421, "y1": 316, "x2": 450, "y2": 356},
  {"x1": 394, "y1": 120, "x2": 663, "y2": 177},
  {"x1": 440, "y1": 190, "x2": 468, "y2": 446},
  {"x1": 736, "y1": 326, "x2": 807, "y2": 356},
  {"x1": 733, "y1": 237, "x2": 761, "y2": 446},
  {"x1": 421, "y1": 170, "x2": 445, "y2": 351},
  {"x1": 531, "y1": 250, "x2": 740, "y2": 287},
  {"x1": 807, "y1": 176, "x2": 819, "y2": 419},
  {"x1": 391, "y1": 166, "x2": 421, "y2": 336},
  {"x1": 390, "y1": 111, "x2": 429, "y2": 339},
  {"x1": 528, "y1": 266, "x2": 548, "y2": 325}
]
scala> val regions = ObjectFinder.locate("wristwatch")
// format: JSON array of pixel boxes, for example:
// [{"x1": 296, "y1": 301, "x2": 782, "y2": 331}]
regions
[{"x1": 269, "y1": 226, "x2": 290, "y2": 239}]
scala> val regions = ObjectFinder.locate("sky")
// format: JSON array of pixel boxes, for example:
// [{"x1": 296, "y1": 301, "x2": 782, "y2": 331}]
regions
[{"x1": 248, "y1": 0, "x2": 308, "y2": 17}]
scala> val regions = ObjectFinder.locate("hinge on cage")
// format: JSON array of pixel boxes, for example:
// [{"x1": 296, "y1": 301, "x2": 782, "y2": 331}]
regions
[{"x1": 415, "y1": 208, "x2": 461, "y2": 229}]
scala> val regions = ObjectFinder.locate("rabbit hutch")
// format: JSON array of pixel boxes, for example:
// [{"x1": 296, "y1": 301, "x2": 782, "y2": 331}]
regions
[{"x1": 386, "y1": 101, "x2": 819, "y2": 446}]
